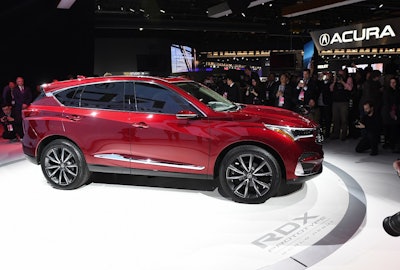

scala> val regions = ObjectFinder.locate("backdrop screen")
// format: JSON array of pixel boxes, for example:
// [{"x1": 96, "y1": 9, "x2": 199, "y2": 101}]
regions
[{"x1": 171, "y1": 44, "x2": 196, "y2": 73}]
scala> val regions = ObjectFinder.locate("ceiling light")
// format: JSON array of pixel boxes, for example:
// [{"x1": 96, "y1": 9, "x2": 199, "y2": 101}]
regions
[
  {"x1": 160, "y1": 9, "x2": 166, "y2": 13},
  {"x1": 241, "y1": 12, "x2": 246, "y2": 17},
  {"x1": 208, "y1": 0, "x2": 273, "y2": 18},
  {"x1": 57, "y1": 0, "x2": 76, "y2": 9},
  {"x1": 129, "y1": 8, "x2": 135, "y2": 13},
  {"x1": 379, "y1": 4, "x2": 383, "y2": 8}
]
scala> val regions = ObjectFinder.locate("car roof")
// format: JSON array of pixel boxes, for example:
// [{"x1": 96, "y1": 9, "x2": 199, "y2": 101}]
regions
[{"x1": 41, "y1": 75, "x2": 192, "y2": 93}]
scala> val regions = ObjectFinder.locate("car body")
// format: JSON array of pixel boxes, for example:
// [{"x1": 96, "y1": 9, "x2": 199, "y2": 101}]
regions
[{"x1": 22, "y1": 75, "x2": 323, "y2": 204}]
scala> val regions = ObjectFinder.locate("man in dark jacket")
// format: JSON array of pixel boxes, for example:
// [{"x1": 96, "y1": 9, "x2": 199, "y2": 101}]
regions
[
  {"x1": 295, "y1": 69, "x2": 318, "y2": 106},
  {"x1": 355, "y1": 100, "x2": 382, "y2": 156},
  {"x1": 0, "y1": 104, "x2": 17, "y2": 141},
  {"x1": 225, "y1": 76, "x2": 242, "y2": 103}
]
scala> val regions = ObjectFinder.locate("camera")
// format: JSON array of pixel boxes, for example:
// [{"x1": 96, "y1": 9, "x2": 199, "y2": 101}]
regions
[
  {"x1": 354, "y1": 119, "x2": 360, "y2": 126},
  {"x1": 336, "y1": 74, "x2": 343, "y2": 81},
  {"x1": 297, "y1": 105, "x2": 310, "y2": 115},
  {"x1": 383, "y1": 211, "x2": 400, "y2": 236}
]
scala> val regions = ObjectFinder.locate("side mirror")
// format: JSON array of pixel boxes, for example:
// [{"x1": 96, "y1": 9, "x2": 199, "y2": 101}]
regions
[{"x1": 176, "y1": 110, "x2": 199, "y2": 119}]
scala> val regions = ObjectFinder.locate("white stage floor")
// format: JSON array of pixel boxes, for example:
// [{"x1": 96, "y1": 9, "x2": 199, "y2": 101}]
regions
[{"x1": 0, "y1": 137, "x2": 399, "y2": 270}]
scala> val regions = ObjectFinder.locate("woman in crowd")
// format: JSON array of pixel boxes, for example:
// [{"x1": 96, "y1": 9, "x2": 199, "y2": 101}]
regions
[{"x1": 330, "y1": 68, "x2": 353, "y2": 140}]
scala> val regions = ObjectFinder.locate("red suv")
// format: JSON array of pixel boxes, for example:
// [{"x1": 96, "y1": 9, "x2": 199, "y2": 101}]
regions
[{"x1": 22, "y1": 76, "x2": 323, "y2": 204}]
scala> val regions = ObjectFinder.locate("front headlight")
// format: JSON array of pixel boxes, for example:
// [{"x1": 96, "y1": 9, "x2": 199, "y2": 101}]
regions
[{"x1": 264, "y1": 124, "x2": 315, "y2": 141}]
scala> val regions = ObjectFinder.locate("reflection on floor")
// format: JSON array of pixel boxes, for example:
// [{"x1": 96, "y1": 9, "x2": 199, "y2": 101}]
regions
[{"x1": 0, "y1": 135, "x2": 399, "y2": 270}]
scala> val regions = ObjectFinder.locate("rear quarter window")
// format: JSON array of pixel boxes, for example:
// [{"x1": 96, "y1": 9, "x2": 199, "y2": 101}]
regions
[{"x1": 55, "y1": 82, "x2": 127, "y2": 110}]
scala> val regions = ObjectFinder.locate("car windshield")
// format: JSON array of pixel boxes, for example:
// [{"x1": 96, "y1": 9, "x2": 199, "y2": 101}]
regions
[{"x1": 173, "y1": 81, "x2": 238, "y2": 112}]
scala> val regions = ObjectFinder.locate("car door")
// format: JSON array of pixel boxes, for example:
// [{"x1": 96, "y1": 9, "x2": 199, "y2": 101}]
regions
[
  {"x1": 59, "y1": 81, "x2": 133, "y2": 171},
  {"x1": 128, "y1": 81, "x2": 212, "y2": 177}
]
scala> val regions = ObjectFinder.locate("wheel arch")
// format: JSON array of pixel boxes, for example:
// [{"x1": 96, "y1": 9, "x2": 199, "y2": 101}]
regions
[
  {"x1": 213, "y1": 141, "x2": 286, "y2": 181},
  {"x1": 36, "y1": 135, "x2": 80, "y2": 164}
]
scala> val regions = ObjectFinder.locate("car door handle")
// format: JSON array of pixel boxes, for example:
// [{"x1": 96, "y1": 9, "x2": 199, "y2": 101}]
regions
[
  {"x1": 132, "y1": 122, "x2": 149, "y2": 128},
  {"x1": 65, "y1": 115, "x2": 81, "y2": 121}
]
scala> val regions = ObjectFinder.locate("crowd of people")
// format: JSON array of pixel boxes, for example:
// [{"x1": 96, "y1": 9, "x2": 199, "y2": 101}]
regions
[
  {"x1": 203, "y1": 65, "x2": 400, "y2": 156},
  {"x1": 0, "y1": 74, "x2": 73, "y2": 142},
  {"x1": 0, "y1": 76, "x2": 32, "y2": 142},
  {"x1": 1, "y1": 69, "x2": 399, "y2": 176}
]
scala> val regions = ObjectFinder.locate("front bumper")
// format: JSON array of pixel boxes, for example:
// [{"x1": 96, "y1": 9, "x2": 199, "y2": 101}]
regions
[{"x1": 287, "y1": 152, "x2": 324, "y2": 183}]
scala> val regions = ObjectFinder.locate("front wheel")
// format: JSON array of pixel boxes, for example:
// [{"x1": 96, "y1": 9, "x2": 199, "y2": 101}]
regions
[
  {"x1": 40, "y1": 139, "x2": 91, "y2": 190},
  {"x1": 218, "y1": 145, "x2": 281, "y2": 204}
]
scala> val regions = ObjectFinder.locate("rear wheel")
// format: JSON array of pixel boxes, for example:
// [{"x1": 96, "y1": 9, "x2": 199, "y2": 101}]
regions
[
  {"x1": 40, "y1": 139, "x2": 91, "y2": 190},
  {"x1": 218, "y1": 145, "x2": 281, "y2": 204}
]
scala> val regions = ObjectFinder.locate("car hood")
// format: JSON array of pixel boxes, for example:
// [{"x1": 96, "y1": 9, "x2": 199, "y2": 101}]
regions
[{"x1": 226, "y1": 104, "x2": 318, "y2": 128}]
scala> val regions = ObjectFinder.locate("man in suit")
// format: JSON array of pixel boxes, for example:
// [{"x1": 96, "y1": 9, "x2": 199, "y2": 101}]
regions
[
  {"x1": 264, "y1": 72, "x2": 277, "y2": 106},
  {"x1": 14, "y1": 76, "x2": 32, "y2": 110},
  {"x1": 3, "y1": 76, "x2": 32, "y2": 139},
  {"x1": 2, "y1": 81, "x2": 16, "y2": 106},
  {"x1": 225, "y1": 77, "x2": 242, "y2": 103},
  {"x1": 296, "y1": 69, "x2": 318, "y2": 107}
]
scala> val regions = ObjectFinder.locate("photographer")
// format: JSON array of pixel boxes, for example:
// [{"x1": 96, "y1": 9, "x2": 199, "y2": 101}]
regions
[
  {"x1": 355, "y1": 100, "x2": 381, "y2": 156},
  {"x1": 0, "y1": 104, "x2": 17, "y2": 141},
  {"x1": 382, "y1": 159, "x2": 400, "y2": 237}
]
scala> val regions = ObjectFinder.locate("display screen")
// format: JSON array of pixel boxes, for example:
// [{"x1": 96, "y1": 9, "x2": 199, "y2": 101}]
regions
[
  {"x1": 303, "y1": 41, "x2": 315, "y2": 69},
  {"x1": 342, "y1": 63, "x2": 384, "y2": 73},
  {"x1": 171, "y1": 44, "x2": 196, "y2": 73}
]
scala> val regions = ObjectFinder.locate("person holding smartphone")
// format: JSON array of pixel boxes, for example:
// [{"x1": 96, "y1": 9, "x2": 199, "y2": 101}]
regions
[{"x1": 295, "y1": 69, "x2": 318, "y2": 119}]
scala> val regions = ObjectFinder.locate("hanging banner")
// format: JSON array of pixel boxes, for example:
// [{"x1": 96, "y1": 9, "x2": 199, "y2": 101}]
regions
[{"x1": 310, "y1": 18, "x2": 400, "y2": 51}]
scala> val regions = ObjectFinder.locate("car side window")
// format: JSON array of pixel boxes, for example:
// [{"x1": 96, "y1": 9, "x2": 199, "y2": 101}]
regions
[
  {"x1": 55, "y1": 86, "x2": 84, "y2": 107},
  {"x1": 55, "y1": 83, "x2": 127, "y2": 110},
  {"x1": 79, "y1": 82, "x2": 126, "y2": 110},
  {"x1": 134, "y1": 82, "x2": 193, "y2": 114}
]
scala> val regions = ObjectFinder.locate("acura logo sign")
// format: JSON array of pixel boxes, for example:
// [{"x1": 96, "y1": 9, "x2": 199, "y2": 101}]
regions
[
  {"x1": 319, "y1": 33, "x2": 330, "y2": 47},
  {"x1": 310, "y1": 18, "x2": 400, "y2": 51},
  {"x1": 318, "y1": 25, "x2": 395, "y2": 47}
]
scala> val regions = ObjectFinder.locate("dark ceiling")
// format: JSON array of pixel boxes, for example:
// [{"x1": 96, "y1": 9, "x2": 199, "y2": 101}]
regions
[
  {"x1": 93, "y1": 0, "x2": 400, "y2": 50},
  {"x1": 0, "y1": 0, "x2": 399, "y2": 84},
  {"x1": 2, "y1": 0, "x2": 400, "y2": 51}
]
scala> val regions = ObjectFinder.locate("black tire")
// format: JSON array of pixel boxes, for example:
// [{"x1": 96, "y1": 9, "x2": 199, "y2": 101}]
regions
[
  {"x1": 40, "y1": 139, "x2": 91, "y2": 190},
  {"x1": 218, "y1": 145, "x2": 281, "y2": 204}
]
